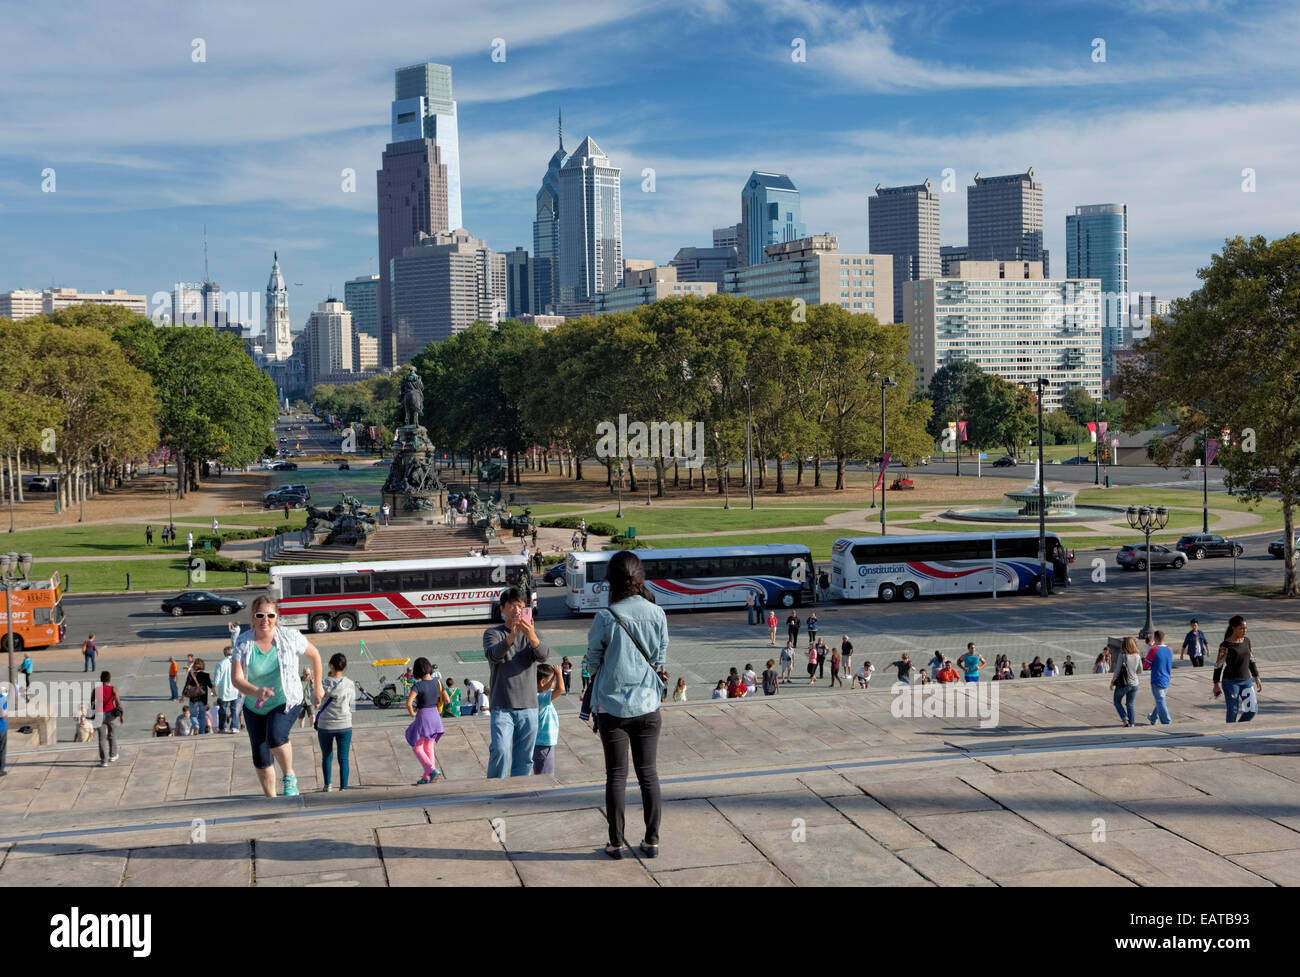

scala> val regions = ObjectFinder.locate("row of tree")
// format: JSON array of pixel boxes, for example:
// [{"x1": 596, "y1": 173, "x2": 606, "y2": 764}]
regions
[{"x1": 0, "y1": 304, "x2": 280, "y2": 517}]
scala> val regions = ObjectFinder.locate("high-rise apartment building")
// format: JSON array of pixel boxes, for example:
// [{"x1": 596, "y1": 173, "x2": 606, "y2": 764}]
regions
[
  {"x1": 376, "y1": 138, "x2": 449, "y2": 366},
  {"x1": 0, "y1": 289, "x2": 43, "y2": 319},
  {"x1": 390, "y1": 229, "x2": 494, "y2": 357},
  {"x1": 490, "y1": 252, "x2": 508, "y2": 323},
  {"x1": 1066, "y1": 203, "x2": 1128, "y2": 382},
  {"x1": 2, "y1": 288, "x2": 146, "y2": 319},
  {"x1": 903, "y1": 260, "x2": 1101, "y2": 409},
  {"x1": 739, "y1": 172, "x2": 805, "y2": 267},
  {"x1": 593, "y1": 264, "x2": 716, "y2": 314},
  {"x1": 171, "y1": 282, "x2": 224, "y2": 326},
  {"x1": 967, "y1": 169, "x2": 1048, "y2": 275},
  {"x1": 558, "y1": 136, "x2": 622, "y2": 303},
  {"x1": 392, "y1": 63, "x2": 462, "y2": 230},
  {"x1": 869, "y1": 180, "x2": 940, "y2": 325},
  {"x1": 304, "y1": 299, "x2": 354, "y2": 391},
  {"x1": 352, "y1": 331, "x2": 380, "y2": 372},
  {"x1": 505, "y1": 247, "x2": 532, "y2": 319},
  {"x1": 723, "y1": 234, "x2": 892, "y2": 320},
  {"x1": 532, "y1": 116, "x2": 566, "y2": 315},
  {"x1": 343, "y1": 274, "x2": 379, "y2": 343},
  {"x1": 713, "y1": 224, "x2": 741, "y2": 251},
  {"x1": 265, "y1": 253, "x2": 292, "y2": 360}
]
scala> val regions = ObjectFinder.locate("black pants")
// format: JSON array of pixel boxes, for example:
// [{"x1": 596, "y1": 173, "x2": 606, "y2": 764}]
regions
[
  {"x1": 0, "y1": 728, "x2": 7, "y2": 772},
  {"x1": 1191, "y1": 656, "x2": 1204, "y2": 668},
  {"x1": 788, "y1": 628, "x2": 799, "y2": 647},
  {"x1": 597, "y1": 711, "x2": 662, "y2": 848},
  {"x1": 817, "y1": 653, "x2": 825, "y2": 677}
]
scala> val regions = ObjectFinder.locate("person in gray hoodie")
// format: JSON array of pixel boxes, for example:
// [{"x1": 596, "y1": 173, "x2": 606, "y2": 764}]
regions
[
  {"x1": 317, "y1": 653, "x2": 356, "y2": 791},
  {"x1": 482, "y1": 586, "x2": 551, "y2": 778}
]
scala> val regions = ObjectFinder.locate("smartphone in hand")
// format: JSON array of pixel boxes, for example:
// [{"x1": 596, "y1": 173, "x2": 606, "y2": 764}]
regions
[{"x1": 521, "y1": 606, "x2": 533, "y2": 624}]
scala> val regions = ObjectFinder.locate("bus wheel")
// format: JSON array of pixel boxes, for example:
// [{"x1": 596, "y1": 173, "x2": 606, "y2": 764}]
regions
[
  {"x1": 1035, "y1": 576, "x2": 1053, "y2": 596},
  {"x1": 878, "y1": 583, "x2": 897, "y2": 602},
  {"x1": 780, "y1": 592, "x2": 796, "y2": 608},
  {"x1": 900, "y1": 583, "x2": 919, "y2": 602},
  {"x1": 335, "y1": 613, "x2": 357, "y2": 633},
  {"x1": 309, "y1": 615, "x2": 332, "y2": 634},
  {"x1": 0, "y1": 633, "x2": 21, "y2": 653}
]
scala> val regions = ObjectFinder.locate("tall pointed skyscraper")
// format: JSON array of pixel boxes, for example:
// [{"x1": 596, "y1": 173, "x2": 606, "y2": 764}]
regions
[
  {"x1": 265, "y1": 252, "x2": 292, "y2": 360},
  {"x1": 532, "y1": 110, "x2": 566, "y2": 315},
  {"x1": 558, "y1": 135, "x2": 622, "y2": 303}
]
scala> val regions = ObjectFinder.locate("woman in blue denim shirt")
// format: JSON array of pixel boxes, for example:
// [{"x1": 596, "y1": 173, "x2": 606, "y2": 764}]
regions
[{"x1": 585, "y1": 551, "x2": 669, "y2": 860}]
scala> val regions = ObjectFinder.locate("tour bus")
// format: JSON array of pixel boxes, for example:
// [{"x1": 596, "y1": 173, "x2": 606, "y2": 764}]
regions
[
  {"x1": 269, "y1": 555, "x2": 532, "y2": 633},
  {"x1": 565, "y1": 544, "x2": 814, "y2": 614},
  {"x1": 829, "y1": 531, "x2": 1070, "y2": 602},
  {"x1": 0, "y1": 572, "x2": 67, "y2": 652}
]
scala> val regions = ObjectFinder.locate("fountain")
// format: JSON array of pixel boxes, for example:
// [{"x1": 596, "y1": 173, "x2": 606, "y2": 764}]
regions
[{"x1": 943, "y1": 460, "x2": 1127, "y2": 523}]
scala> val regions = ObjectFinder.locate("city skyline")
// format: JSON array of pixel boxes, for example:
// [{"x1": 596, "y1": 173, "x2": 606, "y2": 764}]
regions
[{"x1": 2, "y1": 1, "x2": 1298, "y2": 325}]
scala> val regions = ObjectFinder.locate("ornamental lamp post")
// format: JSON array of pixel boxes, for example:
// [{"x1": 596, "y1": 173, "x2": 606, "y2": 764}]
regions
[
  {"x1": 881, "y1": 376, "x2": 897, "y2": 535},
  {"x1": 1126, "y1": 504, "x2": 1169, "y2": 640},
  {"x1": 2, "y1": 551, "x2": 34, "y2": 689}
]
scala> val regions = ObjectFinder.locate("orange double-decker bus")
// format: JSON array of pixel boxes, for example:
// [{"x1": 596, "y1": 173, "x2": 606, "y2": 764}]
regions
[{"x1": 0, "y1": 573, "x2": 67, "y2": 652}]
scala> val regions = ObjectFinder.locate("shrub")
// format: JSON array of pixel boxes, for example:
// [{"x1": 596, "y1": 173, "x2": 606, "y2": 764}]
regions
[
  {"x1": 537, "y1": 516, "x2": 616, "y2": 536},
  {"x1": 196, "y1": 526, "x2": 294, "y2": 551}
]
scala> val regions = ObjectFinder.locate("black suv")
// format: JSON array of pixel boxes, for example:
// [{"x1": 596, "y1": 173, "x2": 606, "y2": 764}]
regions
[
  {"x1": 1268, "y1": 535, "x2": 1300, "y2": 559},
  {"x1": 1175, "y1": 533, "x2": 1244, "y2": 560}
]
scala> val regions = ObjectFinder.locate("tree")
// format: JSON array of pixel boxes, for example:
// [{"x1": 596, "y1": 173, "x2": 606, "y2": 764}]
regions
[
  {"x1": 926, "y1": 360, "x2": 985, "y2": 442},
  {"x1": 1118, "y1": 234, "x2": 1300, "y2": 595},
  {"x1": 965, "y1": 372, "x2": 1033, "y2": 457}
]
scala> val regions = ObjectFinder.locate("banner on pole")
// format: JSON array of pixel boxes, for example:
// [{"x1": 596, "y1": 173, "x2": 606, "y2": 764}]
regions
[{"x1": 874, "y1": 452, "x2": 892, "y2": 490}]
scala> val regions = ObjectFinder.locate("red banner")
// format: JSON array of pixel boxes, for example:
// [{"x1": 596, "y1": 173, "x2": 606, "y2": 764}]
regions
[
  {"x1": 957, "y1": 421, "x2": 968, "y2": 442},
  {"x1": 1207, "y1": 438, "x2": 1221, "y2": 465},
  {"x1": 874, "y1": 452, "x2": 892, "y2": 490}
]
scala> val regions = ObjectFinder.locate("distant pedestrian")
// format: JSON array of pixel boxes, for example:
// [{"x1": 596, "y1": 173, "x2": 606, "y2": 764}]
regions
[
  {"x1": 927, "y1": 650, "x2": 945, "y2": 681},
  {"x1": 1213, "y1": 615, "x2": 1262, "y2": 723},
  {"x1": 186, "y1": 531, "x2": 194, "y2": 554},
  {"x1": 1147, "y1": 630, "x2": 1173, "y2": 725},
  {"x1": 521, "y1": 545, "x2": 531, "y2": 564},
  {"x1": 711, "y1": 681, "x2": 727, "y2": 700},
  {"x1": 807, "y1": 643, "x2": 818, "y2": 684},
  {"x1": 1111, "y1": 636, "x2": 1142, "y2": 727},
  {"x1": 211, "y1": 517, "x2": 219, "y2": 537},
  {"x1": 1063, "y1": 655, "x2": 1076, "y2": 676},
  {"x1": 779, "y1": 642, "x2": 793, "y2": 682},
  {"x1": 145, "y1": 524, "x2": 153, "y2": 545},
  {"x1": 787, "y1": 611, "x2": 800, "y2": 648},
  {"x1": 1029, "y1": 656, "x2": 1045, "y2": 678},
  {"x1": 442, "y1": 678, "x2": 462, "y2": 717},
  {"x1": 0, "y1": 684, "x2": 8, "y2": 775},
  {"x1": 818, "y1": 570, "x2": 830, "y2": 601},
  {"x1": 531, "y1": 526, "x2": 538, "y2": 549},
  {"x1": 153, "y1": 713, "x2": 172, "y2": 737},
  {"x1": 1020, "y1": 662, "x2": 1030, "y2": 678},
  {"x1": 889, "y1": 653, "x2": 916, "y2": 685},
  {"x1": 533, "y1": 663, "x2": 564, "y2": 775},
  {"x1": 578, "y1": 517, "x2": 586, "y2": 534},
  {"x1": 298, "y1": 670, "x2": 316, "y2": 729},
  {"x1": 227, "y1": 620, "x2": 240, "y2": 645},
  {"x1": 727, "y1": 668, "x2": 746, "y2": 698},
  {"x1": 91, "y1": 670, "x2": 122, "y2": 767},
  {"x1": 815, "y1": 637, "x2": 827, "y2": 678},
  {"x1": 381, "y1": 503, "x2": 390, "y2": 526},
  {"x1": 82, "y1": 634, "x2": 97, "y2": 672},
  {"x1": 743, "y1": 663, "x2": 758, "y2": 696},
  {"x1": 994, "y1": 661, "x2": 1014, "y2": 680},
  {"x1": 762, "y1": 659, "x2": 779, "y2": 695},
  {"x1": 19, "y1": 654, "x2": 32, "y2": 691},
  {"x1": 580, "y1": 659, "x2": 591, "y2": 695},
  {"x1": 840, "y1": 636, "x2": 853, "y2": 678},
  {"x1": 853, "y1": 660, "x2": 875, "y2": 689},
  {"x1": 284, "y1": 501, "x2": 291, "y2": 519},
  {"x1": 767, "y1": 610, "x2": 778, "y2": 645},
  {"x1": 183, "y1": 658, "x2": 213, "y2": 733},
  {"x1": 1093, "y1": 652, "x2": 1108, "y2": 674},
  {"x1": 1181, "y1": 618, "x2": 1209, "y2": 667},
  {"x1": 571, "y1": 531, "x2": 580, "y2": 550},
  {"x1": 960, "y1": 643, "x2": 985, "y2": 683},
  {"x1": 213, "y1": 647, "x2": 240, "y2": 734},
  {"x1": 168, "y1": 656, "x2": 179, "y2": 700},
  {"x1": 673, "y1": 677, "x2": 687, "y2": 702},
  {"x1": 318, "y1": 653, "x2": 356, "y2": 790},
  {"x1": 533, "y1": 552, "x2": 543, "y2": 573},
  {"x1": 175, "y1": 705, "x2": 193, "y2": 736},
  {"x1": 581, "y1": 531, "x2": 588, "y2": 551},
  {"x1": 1044, "y1": 658, "x2": 1059, "y2": 677},
  {"x1": 829, "y1": 646, "x2": 843, "y2": 687},
  {"x1": 746, "y1": 591, "x2": 757, "y2": 626},
  {"x1": 807, "y1": 611, "x2": 819, "y2": 647},
  {"x1": 560, "y1": 657, "x2": 572, "y2": 695}
]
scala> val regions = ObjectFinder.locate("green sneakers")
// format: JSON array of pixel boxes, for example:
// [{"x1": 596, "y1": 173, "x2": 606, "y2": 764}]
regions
[{"x1": 282, "y1": 773, "x2": 299, "y2": 797}]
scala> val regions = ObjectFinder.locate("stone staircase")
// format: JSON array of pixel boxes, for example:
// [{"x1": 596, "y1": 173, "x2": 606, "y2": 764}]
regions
[{"x1": 269, "y1": 523, "x2": 501, "y2": 564}]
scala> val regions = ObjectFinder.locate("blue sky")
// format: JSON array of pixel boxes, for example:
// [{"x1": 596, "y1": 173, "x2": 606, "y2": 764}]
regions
[{"x1": 1, "y1": 0, "x2": 1297, "y2": 336}]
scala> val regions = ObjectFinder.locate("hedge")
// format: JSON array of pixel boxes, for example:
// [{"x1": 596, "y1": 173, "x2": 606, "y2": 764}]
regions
[
  {"x1": 196, "y1": 526, "x2": 294, "y2": 551},
  {"x1": 537, "y1": 517, "x2": 617, "y2": 535}
]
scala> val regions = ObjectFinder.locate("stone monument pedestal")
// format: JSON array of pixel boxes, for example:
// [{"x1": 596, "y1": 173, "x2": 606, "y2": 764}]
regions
[{"x1": 383, "y1": 424, "x2": 439, "y2": 514}]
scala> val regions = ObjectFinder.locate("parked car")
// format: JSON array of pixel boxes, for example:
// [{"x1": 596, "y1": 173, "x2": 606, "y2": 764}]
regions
[
  {"x1": 1268, "y1": 535, "x2": 1300, "y2": 559},
  {"x1": 24, "y1": 475, "x2": 57, "y2": 492},
  {"x1": 161, "y1": 591, "x2": 245, "y2": 617},
  {"x1": 1116, "y1": 543, "x2": 1186, "y2": 570},
  {"x1": 992, "y1": 456, "x2": 1018, "y2": 468},
  {"x1": 1175, "y1": 533, "x2": 1244, "y2": 560},
  {"x1": 283, "y1": 483, "x2": 310, "y2": 499},
  {"x1": 543, "y1": 562, "x2": 568, "y2": 587},
  {"x1": 338, "y1": 462, "x2": 350, "y2": 470},
  {"x1": 373, "y1": 459, "x2": 392, "y2": 467},
  {"x1": 1062, "y1": 456, "x2": 1091, "y2": 465},
  {"x1": 263, "y1": 491, "x2": 307, "y2": 509},
  {"x1": 271, "y1": 461, "x2": 298, "y2": 470}
]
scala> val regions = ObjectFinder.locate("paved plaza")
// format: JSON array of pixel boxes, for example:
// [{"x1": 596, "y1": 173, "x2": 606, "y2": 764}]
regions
[{"x1": 2, "y1": 649, "x2": 1298, "y2": 886}]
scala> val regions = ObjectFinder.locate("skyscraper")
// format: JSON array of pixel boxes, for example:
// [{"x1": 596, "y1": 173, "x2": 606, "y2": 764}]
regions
[
  {"x1": 392, "y1": 63, "x2": 462, "y2": 231},
  {"x1": 265, "y1": 253, "x2": 292, "y2": 360},
  {"x1": 966, "y1": 168, "x2": 1048, "y2": 275},
  {"x1": 390, "y1": 229, "x2": 495, "y2": 358},
  {"x1": 344, "y1": 274, "x2": 379, "y2": 345},
  {"x1": 532, "y1": 113, "x2": 567, "y2": 315},
  {"x1": 304, "y1": 299, "x2": 354, "y2": 392},
  {"x1": 376, "y1": 138, "x2": 449, "y2": 367},
  {"x1": 558, "y1": 136, "x2": 622, "y2": 303},
  {"x1": 505, "y1": 247, "x2": 532, "y2": 318},
  {"x1": 739, "y1": 172, "x2": 805, "y2": 267},
  {"x1": 869, "y1": 180, "x2": 940, "y2": 325},
  {"x1": 1067, "y1": 203, "x2": 1128, "y2": 383}
]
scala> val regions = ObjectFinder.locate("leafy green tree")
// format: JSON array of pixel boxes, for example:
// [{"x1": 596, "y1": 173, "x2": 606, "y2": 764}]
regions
[
  {"x1": 1118, "y1": 233, "x2": 1300, "y2": 595},
  {"x1": 965, "y1": 372, "x2": 1033, "y2": 457},
  {"x1": 926, "y1": 360, "x2": 985, "y2": 442}
]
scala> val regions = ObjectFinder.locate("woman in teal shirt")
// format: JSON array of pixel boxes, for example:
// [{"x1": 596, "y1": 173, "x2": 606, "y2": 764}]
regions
[
  {"x1": 584, "y1": 551, "x2": 669, "y2": 860},
  {"x1": 231, "y1": 595, "x2": 324, "y2": 797}
]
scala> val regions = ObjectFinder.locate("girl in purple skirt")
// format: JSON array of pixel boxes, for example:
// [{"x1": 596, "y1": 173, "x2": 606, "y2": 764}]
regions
[{"x1": 405, "y1": 657, "x2": 448, "y2": 785}]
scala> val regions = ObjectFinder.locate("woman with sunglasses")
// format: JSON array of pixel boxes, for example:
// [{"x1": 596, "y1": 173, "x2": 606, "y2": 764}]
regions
[{"x1": 230, "y1": 595, "x2": 324, "y2": 797}]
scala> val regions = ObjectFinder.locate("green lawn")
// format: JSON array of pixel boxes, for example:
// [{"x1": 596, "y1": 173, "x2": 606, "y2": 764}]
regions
[
  {"x1": 35, "y1": 558, "x2": 266, "y2": 594},
  {"x1": 568, "y1": 507, "x2": 865, "y2": 536},
  {"x1": 5, "y1": 518, "x2": 304, "y2": 559}
]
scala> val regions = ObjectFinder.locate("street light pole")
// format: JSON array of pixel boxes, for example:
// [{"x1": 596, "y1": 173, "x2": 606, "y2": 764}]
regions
[
  {"x1": 881, "y1": 376, "x2": 896, "y2": 535},
  {"x1": 955, "y1": 405, "x2": 961, "y2": 478},
  {"x1": 1037, "y1": 378, "x2": 1047, "y2": 594},
  {"x1": 1094, "y1": 399, "x2": 1101, "y2": 486},
  {"x1": 744, "y1": 382, "x2": 755, "y2": 511},
  {"x1": 616, "y1": 464, "x2": 623, "y2": 519},
  {"x1": 1203, "y1": 423, "x2": 1210, "y2": 534},
  {"x1": 1127, "y1": 505, "x2": 1169, "y2": 640},
  {"x1": 1, "y1": 552, "x2": 33, "y2": 690}
]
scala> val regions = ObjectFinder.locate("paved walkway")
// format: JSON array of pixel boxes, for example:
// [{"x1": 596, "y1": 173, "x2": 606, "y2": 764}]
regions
[{"x1": 3, "y1": 662, "x2": 1298, "y2": 886}]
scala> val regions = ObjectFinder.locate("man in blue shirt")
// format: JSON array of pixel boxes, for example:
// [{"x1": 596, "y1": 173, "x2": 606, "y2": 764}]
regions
[
  {"x1": 1180, "y1": 618, "x2": 1209, "y2": 667},
  {"x1": 1147, "y1": 629, "x2": 1174, "y2": 725},
  {"x1": 0, "y1": 684, "x2": 8, "y2": 775}
]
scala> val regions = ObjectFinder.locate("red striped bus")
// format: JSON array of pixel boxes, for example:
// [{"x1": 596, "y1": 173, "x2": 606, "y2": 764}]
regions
[{"x1": 269, "y1": 555, "x2": 532, "y2": 634}]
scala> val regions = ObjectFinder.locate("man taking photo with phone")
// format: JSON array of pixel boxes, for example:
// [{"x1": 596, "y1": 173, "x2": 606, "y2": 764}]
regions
[{"x1": 483, "y1": 586, "x2": 551, "y2": 778}]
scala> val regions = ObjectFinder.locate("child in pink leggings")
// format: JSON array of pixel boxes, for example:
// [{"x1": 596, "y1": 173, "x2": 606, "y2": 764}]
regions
[{"x1": 404, "y1": 658, "x2": 447, "y2": 784}]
